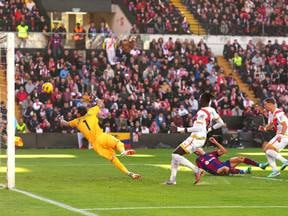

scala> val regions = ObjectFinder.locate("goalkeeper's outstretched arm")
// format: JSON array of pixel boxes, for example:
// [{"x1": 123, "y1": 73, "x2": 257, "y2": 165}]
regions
[{"x1": 59, "y1": 116, "x2": 70, "y2": 127}]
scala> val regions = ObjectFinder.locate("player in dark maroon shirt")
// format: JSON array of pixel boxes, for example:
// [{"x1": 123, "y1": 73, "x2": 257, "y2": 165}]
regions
[{"x1": 195, "y1": 137, "x2": 266, "y2": 175}]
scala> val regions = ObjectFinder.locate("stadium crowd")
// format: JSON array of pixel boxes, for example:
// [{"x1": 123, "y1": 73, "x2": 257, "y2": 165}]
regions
[
  {"x1": 224, "y1": 39, "x2": 288, "y2": 112},
  {"x1": 124, "y1": 0, "x2": 190, "y2": 34},
  {"x1": 14, "y1": 35, "x2": 258, "y2": 134},
  {"x1": 0, "y1": 0, "x2": 49, "y2": 32},
  {"x1": 183, "y1": 0, "x2": 288, "y2": 36},
  {"x1": 0, "y1": 101, "x2": 7, "y2": 144}
]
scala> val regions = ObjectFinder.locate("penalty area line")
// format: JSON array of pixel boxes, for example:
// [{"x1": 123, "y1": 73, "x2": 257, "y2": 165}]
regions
[
  {"x1": 11, "y1": 188, "x2": 97, "y2": 216},
  {"x1": 82, "y1": 205, "x2": 288, "y2": 211}
]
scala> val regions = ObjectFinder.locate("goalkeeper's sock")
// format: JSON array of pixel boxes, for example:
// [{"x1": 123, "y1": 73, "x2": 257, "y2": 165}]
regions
[
  {"x1": 243, "y1": 158, "x2": 259, "y2": 167},
  {"x1": 111, "y1": 157, "x2": 129, "y2": 174}
]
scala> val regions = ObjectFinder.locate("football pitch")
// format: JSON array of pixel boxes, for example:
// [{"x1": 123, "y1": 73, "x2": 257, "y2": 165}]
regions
[{"x1": 1, "y1": 148, "x2": 288, "y2": 216}]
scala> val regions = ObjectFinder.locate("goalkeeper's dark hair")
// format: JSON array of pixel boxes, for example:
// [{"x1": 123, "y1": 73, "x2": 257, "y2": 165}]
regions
[
  {"x1": 77, "y1": 106, "x2": 88, "y2": 116},
  {"x1": 199, "y1": 92, "x2": 214, "y2": 107},
  {"x1": 264, "y1": 98, "x2": 276, "y2": 105}
]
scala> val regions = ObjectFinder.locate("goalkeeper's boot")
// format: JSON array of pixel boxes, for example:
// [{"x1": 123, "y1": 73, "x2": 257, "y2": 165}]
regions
[
  {"x1": 280, "y1": 161, "x2": 288, "y2": 171},
  {"x1": 259, "y1": 162, "x2": 269, "y2": 170},
  {"x1": 121, "y1": 149, "x2": 136, "y2": 156},
  {"x1": 128, "y1": 172, "x2": 141, "y2": 180},
  {"x1": 267, "y1": 171, "x2": 280, "y2": 178}
]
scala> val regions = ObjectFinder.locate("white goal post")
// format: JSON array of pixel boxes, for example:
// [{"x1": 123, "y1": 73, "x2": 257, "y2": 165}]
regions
[{"x1": 7, "y1": 32, "x2": 15, "y2": 189}]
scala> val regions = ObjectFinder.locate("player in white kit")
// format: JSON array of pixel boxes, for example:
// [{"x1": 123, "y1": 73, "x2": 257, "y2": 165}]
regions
[
  {"x1": 165, "y1": 93, "x2": 225, "y2": 185},
  {"x1": 258, "y1": 98, "x2": 288, "y2": 177}
]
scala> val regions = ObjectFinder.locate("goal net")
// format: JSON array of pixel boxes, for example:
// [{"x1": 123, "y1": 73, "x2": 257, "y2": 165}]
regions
[{"x1": 0, "y1": 33, "x2": 15, "y2": 189}]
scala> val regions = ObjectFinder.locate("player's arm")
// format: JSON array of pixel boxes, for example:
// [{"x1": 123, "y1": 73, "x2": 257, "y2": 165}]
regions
[
  {"x1": 177, "y1": 127, "x2": 200, "y2": 133},
  {"x1": 59, "y1": 116, "x2": 77, "y2": 128},
  {"x1": 209, "y1": 137, "x2": 227, "y2": 156},
  {"x1": 259, "y1": 122, "x2": 274, "y2": 131},
  {"x1": 208, "y1": 116, "x2": 225, "y2": 133},
  {"x1": 208, "y1": 109, "x2": 226, "y2": 132},
  {"x1": 279, "y1": 121, "x2": 288, "y2": 136}
]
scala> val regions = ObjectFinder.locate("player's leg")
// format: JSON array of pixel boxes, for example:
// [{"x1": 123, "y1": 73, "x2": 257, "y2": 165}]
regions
[
  {"x1": 182, "y1": 135, "x2": 206, "y2": 184},
  {"x1": 166, "y1": 153, "x2": 181, "y2": 185},
  {"x1": 104, "y1": 134, "x2": 140, "y2": 179},
  {"x1": 264, "y1": 136, "x2": 281, "y2": 177},
  {"x1": 92, "y1": 136, "x2": 139, "y2": 179},
  {"x1": 271, "y1": 136, "x2": 288, "y2": 170},
  {"x1": 106, "y1": 134, "x2": 135, "y2": 156},
  {"x1": 229, "y1": 167, "x2": 250, "y2": 174},
  {"x1": 216, "y1": 166, "x2": 230, "y2": 175},
  {"x1": 166, "y1": 144, "x2": 202, "y2": 185},
  {"x1": 220, "y1": 159, "x2": 249, "y2": 175},
  {"x1": 265, "y1": 136, "x2": 288, "y2": 177},
  {"x1": 229, "y1": 156, "x2": 263, "y2": 169}
]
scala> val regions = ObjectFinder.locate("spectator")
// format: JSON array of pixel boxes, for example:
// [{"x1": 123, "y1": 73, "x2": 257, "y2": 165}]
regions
[
  {"x1": 17, "y1": 20, "x2": 29, "y2": 48},
  {"x1": 232, "y1": 105, "x2": 243, "y2": 117},
  {"x1": 48, "y1": 33, "x2": 63, "y2": 59},
  {"x1": 88, "y1": 22, "x2": 97, "y2": 48},
  {"x1": 104, "y1": 34, "x2": 117, "y2": 65},
  {"x1": 74, "y1": 23, "x2": 86, "y2": 49},
  {"x1": 16, "y1": 118, "x2": 28, "y2": 133}
]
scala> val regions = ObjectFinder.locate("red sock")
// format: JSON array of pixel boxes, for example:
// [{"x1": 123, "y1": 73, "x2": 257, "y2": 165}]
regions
[
  {"x1": 229, "y1": 168, "x2": 244, "y2": 174},
  {"x1": 243, "y1": 158, "x2": 259, "y2": 167}
]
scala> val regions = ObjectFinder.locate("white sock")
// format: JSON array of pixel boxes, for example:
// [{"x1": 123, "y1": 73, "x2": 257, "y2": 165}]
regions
[
  {"x1": 266, "y1": 149, "x2": 288, "y2": 163},
  {"x1": 169, "y1": 154, "x2": 179, "y2": 182},
  {"x1": 266, "y1": 154, "x2": 278, "y2": 172},
  {"x1": 173, "y1": 153, "x2": 199, "y2": 173}
]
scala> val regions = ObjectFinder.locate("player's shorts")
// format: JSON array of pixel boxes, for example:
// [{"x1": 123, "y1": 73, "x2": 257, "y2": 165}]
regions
[
  {"x1": 268, "y1": 135, "x2": 288, "y2": 151},
  {"x1": 179, "y1": 131, "x2": 206, "y2": 154},
  {"x1": 92, "y1": 133, "x2": 123, "y2": 161},
  {"x1": 222, "y1": 160, "x2": 231, "y2": 169}
]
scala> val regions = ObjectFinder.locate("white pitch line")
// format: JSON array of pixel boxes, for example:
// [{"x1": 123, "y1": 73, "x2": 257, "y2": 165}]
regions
[
  {"x1": 11, "y1": 188, "x2": 97, "y2": 216},
  {"x1": 251, "y1": 176, "x2": 288, "y2": 182},
  {"x1": 82, "y1": 205, "x2": 288, "y2": 211}
]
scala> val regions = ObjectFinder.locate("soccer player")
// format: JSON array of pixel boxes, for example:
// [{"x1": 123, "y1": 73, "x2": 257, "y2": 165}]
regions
[
  {"x1": 166, "y1": 93, "x2": 225, "y2": 185},
  {"x1": 258, "y1": 98, "x2": 288, "y2": 177},
  {"x1": 60, "y1": 99, "x2": 141, "y2": 180},
  {"x1": 195, "y1": 137, "x2": 266, "y2": 175}
]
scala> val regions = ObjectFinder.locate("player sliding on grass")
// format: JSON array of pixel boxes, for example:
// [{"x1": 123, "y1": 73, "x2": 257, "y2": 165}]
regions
[
  {"x1": 60, "y1": 99, "x2": 141, "y2": 180},
  {"x1": 258, "y1": 98, "x2": 288, "y2": 178},
  {"x1": 165, "y1": 93, "x2": 225, "y2": 185},
  {"x1": 195, "y1": 137, "x2": 266, "y2": 175}
]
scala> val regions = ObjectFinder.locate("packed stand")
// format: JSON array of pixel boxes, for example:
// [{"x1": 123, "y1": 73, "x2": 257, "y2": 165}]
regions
[
  {"x1": 0, "y1": 0, "x2": 49, "y2": 32},
  {"x1": 0, "y1": 101, "x2": 7, "y2": 145},
  {"x1": 15, "y1": 36, "x2": 252, "y2": 134},
  {"x1": 124, "y1": 0, "x2": 190, "y2": 34},
  {"x1": 183, "y1": 0, "x2": 288, "y2": 36},
  {"x1": 224, "y1": 39, "x2": 288, "y2": 113}
]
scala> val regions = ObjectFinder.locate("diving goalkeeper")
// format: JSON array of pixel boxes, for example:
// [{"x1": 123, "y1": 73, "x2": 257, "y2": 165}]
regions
[{"x1": 59, "y1": 99, "x2": 141, "y2": 180}]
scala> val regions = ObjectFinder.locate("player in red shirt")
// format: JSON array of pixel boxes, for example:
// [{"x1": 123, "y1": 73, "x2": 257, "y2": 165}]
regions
[{"x1": 195, "y1": 137, "x2": 266, "y2": 175}]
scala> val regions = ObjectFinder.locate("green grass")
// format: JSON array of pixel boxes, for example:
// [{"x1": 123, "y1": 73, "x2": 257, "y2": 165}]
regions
[{"x1": 1, "y1": 148, "x2": 288, "y2": 216}]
